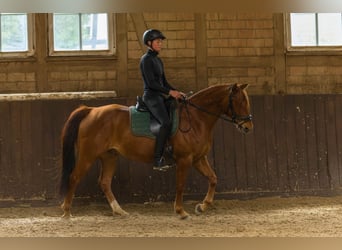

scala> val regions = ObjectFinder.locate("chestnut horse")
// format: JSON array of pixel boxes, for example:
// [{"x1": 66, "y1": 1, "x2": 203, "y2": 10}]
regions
[{"x1": 59, "y1": 83, "x2": 253, "y2": 219}]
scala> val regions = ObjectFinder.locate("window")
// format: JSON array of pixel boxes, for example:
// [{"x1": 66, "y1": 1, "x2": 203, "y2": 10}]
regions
[
  {"x1": 0, "y1": 13, "x2": 34, "y2": 57},
  {"x1": 49, "y1": 13, "x2": 115, "y2": 56},
  {"x1": 289, "y1": 13, "x2": 342, "y2": 49}
]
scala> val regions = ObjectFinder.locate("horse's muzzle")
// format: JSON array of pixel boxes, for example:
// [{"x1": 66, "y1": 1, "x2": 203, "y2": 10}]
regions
[{"x1": 237, "y1": 121, "x2": 253, "y2": 134}]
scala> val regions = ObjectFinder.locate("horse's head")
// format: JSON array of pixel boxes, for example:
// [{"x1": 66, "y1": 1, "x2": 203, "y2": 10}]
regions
[
  {"x1": 182, "y1": 83, "x2": 253, "y2": 134},
  {"x1": 226, "y1": 83, "x2": 253, "y2": 134}
]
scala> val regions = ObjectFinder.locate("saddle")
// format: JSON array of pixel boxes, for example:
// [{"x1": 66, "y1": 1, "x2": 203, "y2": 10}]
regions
[
  {"x1": 135, "y1": 96, "x2": 149, "y2": 112},
  {"x1": 129, "y1": 96, "x2": 178, "y2": 139}
]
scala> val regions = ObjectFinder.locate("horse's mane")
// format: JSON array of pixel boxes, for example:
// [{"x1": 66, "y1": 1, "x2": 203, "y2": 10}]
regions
[{"x1": 188, "y1": 84, "x2": 232, "y2": 103}]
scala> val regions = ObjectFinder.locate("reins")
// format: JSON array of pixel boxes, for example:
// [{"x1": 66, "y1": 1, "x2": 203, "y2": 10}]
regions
[
  {"x1": 178, "y1": 88, "x2": 252, "y2": 133},
  {"x1": 178, "y1": 100, "x2": 193, "y2": 133}
]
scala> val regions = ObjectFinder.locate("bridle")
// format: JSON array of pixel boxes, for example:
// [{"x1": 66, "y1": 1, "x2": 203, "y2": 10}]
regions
[
  {"x1": 227, "y1": 88, "x2": 253, "y2": 126},
  {"x1": 179, "y1": 87, "x2": 252, "y2": 132}
]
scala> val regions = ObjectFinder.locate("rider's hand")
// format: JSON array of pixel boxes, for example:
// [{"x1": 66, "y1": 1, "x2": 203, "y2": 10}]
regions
[{"x1": 169, "y1": 90, "x2": 185, "y2": 100}]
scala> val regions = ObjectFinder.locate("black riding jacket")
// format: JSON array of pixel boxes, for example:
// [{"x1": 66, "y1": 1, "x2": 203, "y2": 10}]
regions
[{"x1": 140, "y1": 49, "x2": 176, "y2": 96}]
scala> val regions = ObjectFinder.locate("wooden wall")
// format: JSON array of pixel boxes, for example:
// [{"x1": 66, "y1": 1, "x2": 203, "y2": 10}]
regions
[{"x1": 0, "y1": 95, "x2": 341, "y2": 203}]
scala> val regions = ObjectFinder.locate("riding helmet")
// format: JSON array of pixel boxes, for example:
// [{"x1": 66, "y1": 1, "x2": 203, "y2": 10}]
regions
[{"x1": 142, "y1": 29, "x2": 166, "y2": 45}]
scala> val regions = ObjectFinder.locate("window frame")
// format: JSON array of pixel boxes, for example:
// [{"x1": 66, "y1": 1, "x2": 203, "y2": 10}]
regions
[
  {"x1": 0, "y1": 13, "x2": 35, "y2": 58},
  {"x1": 48, "y1": 13, "x2": 116, "y2": 57},
  {"x1": 286, "y1": 13, "x2": 342, "y2": 54}
]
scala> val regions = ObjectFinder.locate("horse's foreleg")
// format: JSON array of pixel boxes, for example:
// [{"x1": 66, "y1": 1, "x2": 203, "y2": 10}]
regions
[
  {"x1": 174, "y1": 157, "x2": 192, "y2": 219},
  {"x1": 99, "y1": 151, "x2": 128, "y2": 216},
  {"x1": 193, "y1": 156, "x2": 217, "y2": 214}
]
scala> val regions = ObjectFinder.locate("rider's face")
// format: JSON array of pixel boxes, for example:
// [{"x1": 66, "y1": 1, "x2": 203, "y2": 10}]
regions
[{"x1": 150, "y1": 38, "x2": 163, "y2": 52}]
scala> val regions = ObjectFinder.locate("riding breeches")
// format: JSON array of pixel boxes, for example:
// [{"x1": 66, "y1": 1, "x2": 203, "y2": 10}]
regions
[{"x1": 143, "y1": 93, "x2": 172, "y2": 160}]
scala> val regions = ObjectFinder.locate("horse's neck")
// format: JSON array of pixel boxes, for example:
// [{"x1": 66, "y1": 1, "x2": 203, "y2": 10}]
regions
[
  {"x1": 190, "y1": 85, "x2": 229, "y2": 114},
  {"x1": 188, "y1": 85, "x2": 229, "y2": 130}
]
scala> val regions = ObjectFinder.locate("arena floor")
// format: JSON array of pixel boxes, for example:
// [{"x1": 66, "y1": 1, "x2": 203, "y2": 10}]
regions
[{"x1": 1, "y1": 195, "x2": 342, "y2": 237}]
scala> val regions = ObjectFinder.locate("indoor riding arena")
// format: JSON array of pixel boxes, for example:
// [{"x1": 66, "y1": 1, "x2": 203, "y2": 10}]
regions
[{"x1": 0, "y1": 12, "x2": 342, "y2": 237}]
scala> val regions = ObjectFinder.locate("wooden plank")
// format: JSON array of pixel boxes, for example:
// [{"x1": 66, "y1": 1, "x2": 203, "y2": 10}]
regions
[
  {"x1": 111, "y1": 159, "x2": 122, "y2": 201},
  {"x1": 294, "y1": 95, "x2": 309, "y2": 190},
  {"x1": 273, "y1": 95, "x2": 290, "y2": 192},
  {"x1": 31, "y1": 101, "x2": 50, "y2": 197},
  {"x1": 128, "y1": 161, "x2": 153, "y2": 201},
  {"x1": 264, "y1": 95, "x2": 278, "y2": 190},
  {"x1": 244, "y1": 96, "x2": 257, "y2": 189},
  {"x1": 244, "y1": 131, "x2": 257, "y2": 190},
  {"x1": 150, "y1": 164, "x2": 177, "y2": 202},
  {"x1": 304, "y1": 95, "x2": 320, "y2": 190},
  {"x1": 0, "y1": 91, "x2": 117, "y2": 101},
  {"x1": 252, "y1": 96, "x2": 269, "y2": 190},
  {"x1": 325, "y1": 95, "x2": 340, "y2": 189},
  {"x1": 116, "y1": 157, "x2": 131, "y2": 202},
  {"x1": 0, "y1": 102, "x2": 11, "y2": 197},
  {"x1": 42, "y1": 101, "x2": 68, "y2": 198},
  {"x1": 285, "y1": 96, "x2": 299, "y2": 191},
  {"x1": 185, "y1": 168, "x2": 206, "y2": 197},
  {"x1": 223, "y1": 121, "x2": 237, "y2": 191},
  {"x1": 336, "y1": 95, "x2": 342, "y2": 185},
  {"x1": 314, "y1": 96, "x2": 330, "y2": 189},
  {"x1": 207, "y1": 133, "x2": 215, "y2": 184},
  {"x1": 9, "y1": 102, "x2": 23, "y2": 198},
  {"x1": 212, "y1": 120, "x2": 227, "y2": 191},
  {"x1": 163, "y1": 165, "x2": 177, "y2": 201},
  {"x1": 234, "y1": 127, "x2": 248, "y2": 190},
  {"x1": 19, "y1": 101, "x2": 33, "y2": 197}
]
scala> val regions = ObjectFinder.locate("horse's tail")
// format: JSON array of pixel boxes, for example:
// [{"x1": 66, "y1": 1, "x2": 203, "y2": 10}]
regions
[{"x1": 59, "y1": 105, "x2": 92, "y2": 197}]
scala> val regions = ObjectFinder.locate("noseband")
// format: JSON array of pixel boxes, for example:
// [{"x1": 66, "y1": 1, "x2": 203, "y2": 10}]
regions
[{"x1": 179, "y1": 87, "x2": 252, "y2": 132}]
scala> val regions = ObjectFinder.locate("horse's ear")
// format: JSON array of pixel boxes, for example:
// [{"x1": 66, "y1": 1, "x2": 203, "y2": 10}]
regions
[
  {"x1": 240, "y1": 83, "x2": 249, "y2": 90},
  {"x1": 232, "y1": 83, "x2": 239, "y2": 92}
]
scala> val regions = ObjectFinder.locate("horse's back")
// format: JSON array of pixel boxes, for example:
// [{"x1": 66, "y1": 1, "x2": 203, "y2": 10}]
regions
[
  {"x1": 90, "y1": 103, "x2": 129, "y2": 117},
  {"x1": 94, "y1": 103, "x2": 129, "y2": 112},
  {"x1": 79, "y1": 103, "x2": 130, "y2": 132}
]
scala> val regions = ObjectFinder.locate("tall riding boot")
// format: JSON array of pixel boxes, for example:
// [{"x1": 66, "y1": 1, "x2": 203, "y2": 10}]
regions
[{"x1": 153, "y1": 125, "x2": 173, "y2": 171}]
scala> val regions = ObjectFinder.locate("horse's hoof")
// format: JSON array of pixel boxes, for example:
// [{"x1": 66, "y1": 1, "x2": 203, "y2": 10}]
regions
[
  {"x1": 114, "y1": 209, "x2": 129, "y2": 216},
  {"x1": 181, "y1": 214, "x2": 191, "y2": 220},
  {"x1": 195, "y1": 203, "x2": 204, "y2": 215},
  {"x1": 61, "y1": 212, "x2": 72, "y2": 219},
  {"x1": 179, "y1": 212, "x2": 190, "y2": 220}
]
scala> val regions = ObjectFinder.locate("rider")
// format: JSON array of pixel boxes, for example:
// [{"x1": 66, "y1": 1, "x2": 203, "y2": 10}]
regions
[{"x1": 140, "y1": 29, "x2": 185, "y2": 171}]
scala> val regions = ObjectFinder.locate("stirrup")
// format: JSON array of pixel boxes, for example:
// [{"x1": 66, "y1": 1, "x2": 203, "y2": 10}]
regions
[
  {"x1": 153, "y1": 157, "x2": 174, "y2": 172},
  {"x1": 153, "y1": 165, "x2": 173, "y2": 172}
]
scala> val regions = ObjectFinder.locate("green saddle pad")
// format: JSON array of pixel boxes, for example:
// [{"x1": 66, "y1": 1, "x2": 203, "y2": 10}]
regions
[{"x1": 129, "y1": 106, "x2": 178, "y2": 139}]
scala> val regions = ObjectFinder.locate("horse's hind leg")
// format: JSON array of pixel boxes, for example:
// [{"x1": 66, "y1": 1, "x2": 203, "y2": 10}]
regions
[
  {"x1": 193, "y1": 156, "x2": 217, "y2": 214},
  {"x1": 98, "y1": 150, "x2": 128, "y2": 216},
  {"x1": 61, "y1": 157, "x2": 94, "y2": 218}
]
